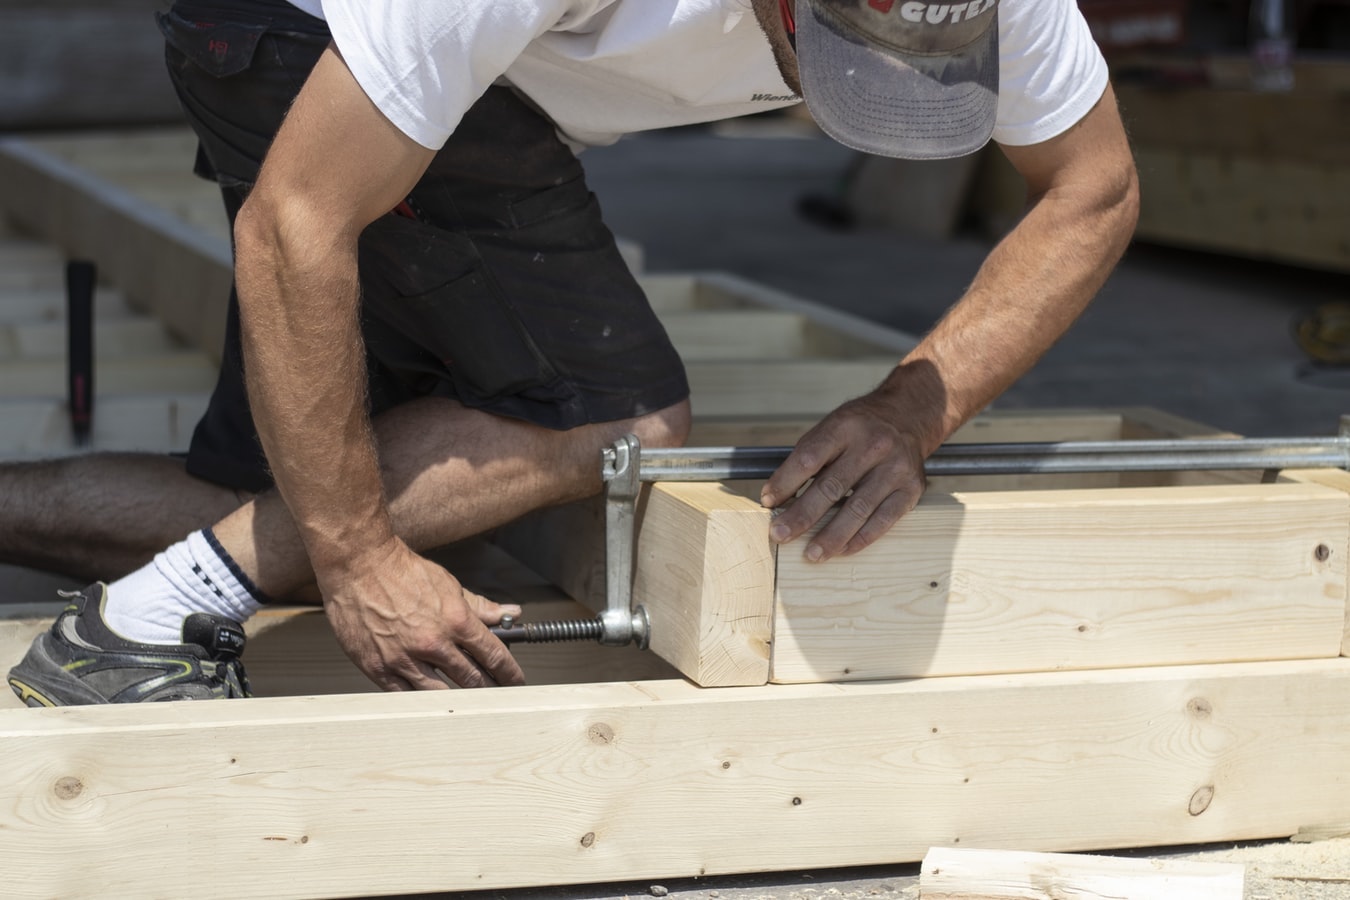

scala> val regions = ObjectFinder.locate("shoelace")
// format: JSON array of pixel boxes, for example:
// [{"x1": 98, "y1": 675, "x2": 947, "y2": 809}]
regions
[{"x1": 205, "y1": 658, "x2": 253, "y2": 698}]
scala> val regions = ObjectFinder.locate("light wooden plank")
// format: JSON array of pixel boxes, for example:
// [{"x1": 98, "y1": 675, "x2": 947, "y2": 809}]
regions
[
  {"x1": 687, "y1": 359, "x2": 896, "y2": 416},
  {"x1": 639, "y1": 271, "x2": 918, "y2": 357},
  {"x1": 0, "y1": 394, "x2": 209, "y2": 458},
  {"x1": 3, "y1": 318, "x2": 178, "y2": 360},
  {"x1": 770, "y1": 482, "x2": 1348, "y2": 683},
  {"x1": 635, "y1": 482, "x2": 775, "y2": 686},
  {"x1": 0, "y1": 137, "x2": 233, "y2": 363},
  {"x1": 659, "y1": 309, "x2": 812, "y2": 360},
  {"x1": 0, "y1": 285, "x2": 133, "y2": 323},
  {"x1": 1117, "y1": 407, "x2": 1258, "y2": 488},
  {"x1": 4, "y1": 658, "x2": 1350, "y2": 898},
  {"x1": 919, "y1": 847, "x2": 1245, "y2": 900},
  {"x1": 1280, "y1": 468, "x2": 1350, "y2": 657},
  {"x1": 0, "y1": 353, "x2": 218, "y2": 397}
]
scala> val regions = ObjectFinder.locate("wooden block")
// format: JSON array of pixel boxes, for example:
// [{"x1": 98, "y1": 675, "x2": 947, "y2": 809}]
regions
[
  {"x1": 770, "y1": 482, "x2": 1348, "y2": 683},
  {"x1": 3, "y1": 658, "x2": 1350, "y2": 897},
  {"x1": 919, "y1": 847, "x2": 1244, "y2": 899},
  {"x1": 635, "y1": 483, "x2": 775, "y2": 686}
]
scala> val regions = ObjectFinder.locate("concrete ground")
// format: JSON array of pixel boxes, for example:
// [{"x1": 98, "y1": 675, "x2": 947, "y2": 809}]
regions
[{"x1": 411, "y1": 122, "x2": 1350, "y2": 900}]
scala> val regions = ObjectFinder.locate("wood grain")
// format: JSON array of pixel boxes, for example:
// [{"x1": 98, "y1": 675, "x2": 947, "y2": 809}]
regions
[
  {"x1": 3, "y1": 658, "x2": 1350, "y2": 898},
  {"x1": 635, "y1": 482, "x2": 775, "y2": 686},
  {"x1": 771, "y1": 482, "x2": 1348, "y2": 683},
  {"x1": 919, "y1": 847, "x2": 1244, "y2": 900}
]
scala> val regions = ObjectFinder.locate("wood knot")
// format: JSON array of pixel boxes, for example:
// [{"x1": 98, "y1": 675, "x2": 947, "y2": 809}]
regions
[
  {"x1": 588, "y1": 723, "x2": 615, "y2": 745},
  {"x1": 580, "y1": 832, "x2": 596, "y2": 848},
  {"x1": 1189, "y1": 784, "x2": 1215, "y2": 816},
  {"x1": 53, "y1": 777, "x2": 83, "y2": 800},
  {"x1": 1315, "y1": 544, "x2": 1331, "y2": 562},
  {"x1": 791, "y1": 797, "x2": 803, "y2": 806},
  {"x1": 1187, "y1": 697, "x2": 1213, "y2": 719}
]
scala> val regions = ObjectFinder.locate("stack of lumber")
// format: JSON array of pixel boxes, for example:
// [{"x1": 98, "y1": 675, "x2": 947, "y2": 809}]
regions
[{"x1": 2, "y1": 130, "x2": 1350, "y2": 900}]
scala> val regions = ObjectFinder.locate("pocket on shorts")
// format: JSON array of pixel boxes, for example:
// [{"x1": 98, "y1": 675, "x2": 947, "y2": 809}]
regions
[
  {"x1": 157, "y1": 7, "x2": 271, "y2": 78},
  {"x1": 358, "y1": 214, "x2": 560, "y2": 403}
]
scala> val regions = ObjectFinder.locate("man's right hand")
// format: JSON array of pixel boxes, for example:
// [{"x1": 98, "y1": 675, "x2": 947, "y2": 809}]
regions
[{"x1": 318, "y1": 536, "x2": 525, "y2": 690}]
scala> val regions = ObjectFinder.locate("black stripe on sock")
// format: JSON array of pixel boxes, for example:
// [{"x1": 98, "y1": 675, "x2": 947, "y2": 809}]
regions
[
  {"x1": 202, "y1": 527, "x2": 277, "y2": 605},
  {"x1": 190, "y1": 563, "x2": 226, "y2": 600}
]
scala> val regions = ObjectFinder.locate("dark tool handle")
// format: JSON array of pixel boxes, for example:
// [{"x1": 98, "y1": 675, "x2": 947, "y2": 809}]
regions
[{"x1": 66, "y1": 260, "x2": 96, "y2": 446}]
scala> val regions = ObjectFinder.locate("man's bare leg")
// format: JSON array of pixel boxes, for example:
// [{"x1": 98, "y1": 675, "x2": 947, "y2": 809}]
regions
[
  {"x1": 0, "y1": 454, "x2": 247, "y2": 583},
  {"x1": 215, "y1": 395, "x2": 691, "y2": 598}
]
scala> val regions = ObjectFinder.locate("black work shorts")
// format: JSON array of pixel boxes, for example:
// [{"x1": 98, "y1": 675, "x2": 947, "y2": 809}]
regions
[{"x1": 159, "y1": 0, "x2": 689, "y2": 492}]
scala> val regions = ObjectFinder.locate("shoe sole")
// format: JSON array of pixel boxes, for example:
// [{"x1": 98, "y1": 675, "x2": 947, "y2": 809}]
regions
[{"x1": 7, "y1": 676, "x2": 56, "y2": 708}]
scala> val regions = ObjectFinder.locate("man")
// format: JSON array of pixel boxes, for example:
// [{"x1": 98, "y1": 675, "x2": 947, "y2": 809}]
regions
[{"x1": 5, "y1": 0, "x2": 1138, "y2": 704}]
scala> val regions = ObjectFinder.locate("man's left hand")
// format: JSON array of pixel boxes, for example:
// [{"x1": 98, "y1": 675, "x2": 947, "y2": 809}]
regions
[{"x1": 759, "y1": 386, "x2": 928, "y2": 562}]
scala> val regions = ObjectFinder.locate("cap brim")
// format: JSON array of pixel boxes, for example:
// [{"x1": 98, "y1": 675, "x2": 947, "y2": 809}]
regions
[{"x1": 797, "y1": 1, "x2": 999, "y2": 160}]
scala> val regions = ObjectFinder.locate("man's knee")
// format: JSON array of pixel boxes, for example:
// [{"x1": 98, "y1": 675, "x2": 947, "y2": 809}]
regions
[{"x1": 631, "y1": 398, "x2": 691, "y2": 449}]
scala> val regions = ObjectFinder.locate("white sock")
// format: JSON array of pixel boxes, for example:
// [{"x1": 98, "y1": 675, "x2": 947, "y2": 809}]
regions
[{"x1": 104, "y1": 528, "x2": 266, "y2": 645}]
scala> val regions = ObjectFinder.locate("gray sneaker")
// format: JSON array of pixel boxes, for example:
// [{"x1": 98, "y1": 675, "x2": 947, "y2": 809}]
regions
[{"x1": 7, "y1": 583, "x2": 251, "y2": 706}]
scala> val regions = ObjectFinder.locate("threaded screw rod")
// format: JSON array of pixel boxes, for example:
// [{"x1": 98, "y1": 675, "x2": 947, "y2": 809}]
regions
[{"x1": 490, "y1": 615, "x2": 605, "y2": 645}]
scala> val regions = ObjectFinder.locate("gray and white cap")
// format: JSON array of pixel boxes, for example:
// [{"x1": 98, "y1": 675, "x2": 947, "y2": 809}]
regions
[{"x1": 796, "y1": 0, "x2": 1000, "y2": 160}]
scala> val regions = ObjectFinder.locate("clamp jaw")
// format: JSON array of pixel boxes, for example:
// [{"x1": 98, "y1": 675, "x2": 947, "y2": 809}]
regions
[{"x1": 489, "y1": 433, "x2": 650, "y2": 648}]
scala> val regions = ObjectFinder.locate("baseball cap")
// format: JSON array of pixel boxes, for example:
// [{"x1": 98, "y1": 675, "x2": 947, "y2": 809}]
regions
[{"x1": 795, "y1": 0, "x2": 1000, "y2": 160}]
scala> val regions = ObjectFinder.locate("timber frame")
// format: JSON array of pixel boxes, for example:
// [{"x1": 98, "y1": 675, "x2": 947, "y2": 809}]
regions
[{"x1": 2, "y1": 132, "x2": 1350, "y2": 899}]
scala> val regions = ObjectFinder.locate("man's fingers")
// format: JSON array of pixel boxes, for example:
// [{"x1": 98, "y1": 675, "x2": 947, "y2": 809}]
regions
[
  {"x1": 779, "y1": 459, "x2": 925, "y2": 562},
  {"x1": 463, "y1": 590, "x2": 523, "y2": 626},
  {"x1": 769, "y1": 453, "x2": 867, "y2": 550},
  {"x1": 760, "y1": 433, "x2": 842, "y2": 509}
]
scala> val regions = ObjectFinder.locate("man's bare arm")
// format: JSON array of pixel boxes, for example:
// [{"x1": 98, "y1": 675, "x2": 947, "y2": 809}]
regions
[
  {"x1": 232, "y1": 45, "x2": 525, "y2": 689},
  {"x1": 762, "y1": 84, "x2": 1140, "y2": 560}
]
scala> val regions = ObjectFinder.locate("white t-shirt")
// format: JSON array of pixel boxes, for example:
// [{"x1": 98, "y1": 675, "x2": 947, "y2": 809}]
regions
[{"x1": 285, "y1": 0, "x2": 1107, "y2": 152}]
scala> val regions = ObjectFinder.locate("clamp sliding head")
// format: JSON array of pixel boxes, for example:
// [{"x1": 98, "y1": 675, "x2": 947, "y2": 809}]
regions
[{"x1": 600, "y1": 434, "x2": 649, "y2": 649}]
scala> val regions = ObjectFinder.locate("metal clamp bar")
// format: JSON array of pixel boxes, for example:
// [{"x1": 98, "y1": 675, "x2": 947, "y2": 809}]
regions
[{"x1": 637, "y1": 435, "x2": 1350, "y2": 481}]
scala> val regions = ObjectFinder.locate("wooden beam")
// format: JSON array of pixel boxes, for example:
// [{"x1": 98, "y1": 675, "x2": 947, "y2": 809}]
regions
[
  {"x1": 634, "y1": 483, "x2": 774, "y2": 686},
  {"x1": 4, "y1": 658, "x2": 1350, "y2": 898},
  {"x1": 919, "y1": 847, "x2": 1244, "y2": 900},
  {"x1": 1280, "y1": 468, "x2": 1350, "y2": 658},
  {"x1": 0, "y1": 540, "x2": 678, "y2": 710},
  {"x1": 770, "y1": 482, "x2": 1348, "y2": 683}
]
